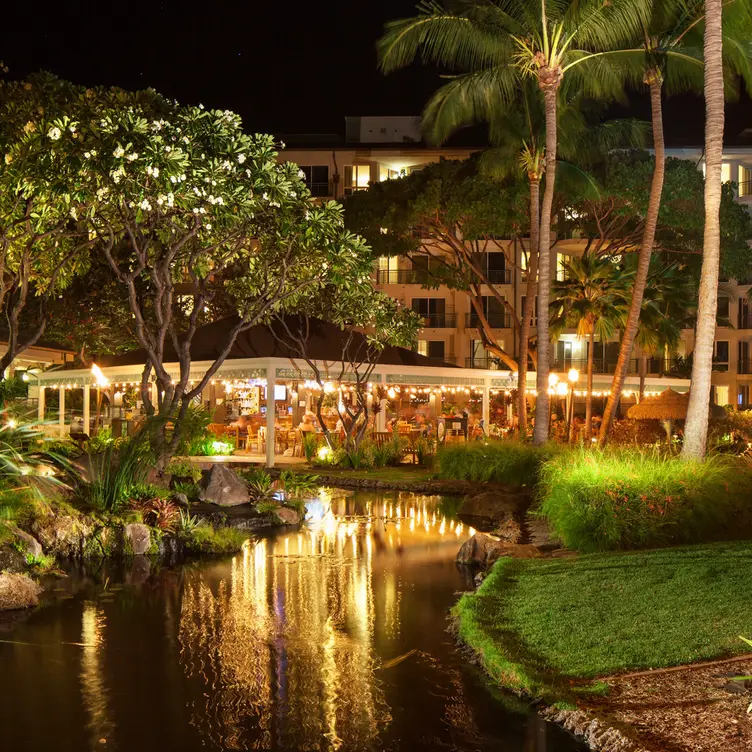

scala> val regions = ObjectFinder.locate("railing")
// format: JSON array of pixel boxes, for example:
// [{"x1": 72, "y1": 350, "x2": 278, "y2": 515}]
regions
[
  {"x1": 465, "y1": 312, "x2": 512, "y2": 329},
  {"x1": 739, "y1": 180, "x2": 752, "y2": 198},
  {"x1": 712, "y1": 359, "x2": 729, "y2": 373},
  {"x1": 483, "y1": 269, "x2": 512, "y2": 285},
  {"x1": 375, "y1": 269, "x2": 431, "y2": 285},
  {"x1": 739, "y1": 359, "x2": 752, "y2": 375},
  {"x1": 465, "y1": 357, "x2": 505, "y2": 370},
  {"x1": 550, "y1": 357, "x2": 688, "y2": 376},
  {"x1": 423, "y1": 354, "x2": 455, "y2": 365},
  {"x1": 418, "y1": 313, "x2": 457, "y2": 328}
]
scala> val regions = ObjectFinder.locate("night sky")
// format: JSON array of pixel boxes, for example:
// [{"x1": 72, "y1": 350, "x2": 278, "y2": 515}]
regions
[{"x1": 2, "y1": 0, "x2": 751, "y2": 145}]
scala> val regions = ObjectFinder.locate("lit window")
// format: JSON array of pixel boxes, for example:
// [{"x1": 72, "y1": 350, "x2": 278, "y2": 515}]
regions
[
  {"x1": 740, "y1": 165, "x2": 752, "y2": 197},
  {"x1": 344, "y1": 165, "x2": 371, "y2": 194},
  {"x1": 721, "y1": 162, "x2": 731, "y2": 183}
]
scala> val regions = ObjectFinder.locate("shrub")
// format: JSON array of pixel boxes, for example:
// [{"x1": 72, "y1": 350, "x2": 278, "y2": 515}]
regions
[
  {"x1": 437, "y1": 440, "x2": 559, "y2": 485},
  {"x1": 131, "y1": 497, "x2": 180, "y2": 531},
  {"x1": 172, "y1": 480, "x2": 200, "y2": 501},
  {"x1": 538, "y1": 448, "x2": 752, "y2": 552},
  {"x1": 279, "y1": 470, "x2": 319, "y2": 498},
  {"x1": 178, "y1": 509, "x2": 204, "y2": 534},
  {"x1": 166, "y1": 458, "x2": 202, "y2": 483},
  {"x1": 301, "y1": 432, "x2": 319, "y2": 462}
]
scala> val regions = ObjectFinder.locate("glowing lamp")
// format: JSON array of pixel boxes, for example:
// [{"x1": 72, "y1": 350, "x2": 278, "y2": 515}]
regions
[
  {"x1": 568, "y1": 368, "x2": 580, "y2": 384},
  {"x1": 555, "y1": 382, "x2": 568, "y2": 397},
  {"x1": 323, "y1": 382, "x2": 335, "y2": 394},
  {"x1": 387, "y1": 388, "x2": 396, "y2": 399},
  {"x1": 91, "y1": 363, "x2": 110, "y2": 388},
  {"x1": 317, "y1": 445, "x2": 332, "y2": 461},
  {"x1": 548, "y1": 373, "x2": 559, "y2": 387}
]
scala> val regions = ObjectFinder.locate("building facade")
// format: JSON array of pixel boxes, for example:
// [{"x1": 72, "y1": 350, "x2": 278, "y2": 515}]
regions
[{"x1": 281, "y1": 117, "x2": 752, "y2": 408}]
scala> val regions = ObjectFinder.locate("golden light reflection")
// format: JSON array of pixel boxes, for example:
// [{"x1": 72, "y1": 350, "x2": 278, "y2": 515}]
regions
[
  {"x1": 80, "y1": 603, "x2": 113, "y2": 746},
  {"x1": 178, "y1": 490, "x2": 469, "y2": 750}
]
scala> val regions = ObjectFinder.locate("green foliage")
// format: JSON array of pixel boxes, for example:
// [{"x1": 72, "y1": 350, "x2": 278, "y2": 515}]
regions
[
  {"x1": 183, "y1": 524, "x2": 249, "y2": 555},
  {"x1": 166, "y1": 458, "x2": 202, "y2": 483},
  {"x1": 84, "y1": 427, "x2": 118, "y2": 454},
  {"x1": 185, "y1": 434, "x2": 236, "y2": 457},
  {"x1": 177, "y1": 509, "x2": 205, "y2": 534},
  {"x1": 131, "y1": 497, "x2": 180, "y2": 531},
  {"x1": 24, "y1": 552, "x2": 56, "y2": 572},
  {"x1": 172, "y1": 480, "x2": 200, "y2": 501},
  {"x1": 279, "y1": 470, "x2": 319, "y2": 498},
  {"x1": 454, "y1": 543, "x2": 752, "y2": 699},
  {"x1": 283, "y1": 497, "x2": 306, "y2": 517},
  {"x1": 438, "y1": 441, "x2": 558, "y2": 485},
  {"x1": 538, "y1": 449, "x2": 752, "y2": 552},
  {"x1": 255, "y1": 499, "x2": 279, "y2": 515},
  {"x1": 238, "y1": 468, "x2": 277, "y2": 504},
  {"x1": 301, "y1": 432, "x2": 319, "y2": 463},
  {"x1": 414, "y1": 437, "x2": 436, "y2": 466}
]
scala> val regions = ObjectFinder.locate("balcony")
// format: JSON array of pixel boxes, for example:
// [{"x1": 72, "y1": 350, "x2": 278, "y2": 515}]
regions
[
  {"x1": 739, "y1": 359, "x2": 752, "y2": 375},
  {"x1": 465, "y1": 357, "x2": 505, "y2": 370},
  {"x1": 418, "y1": 313, "x2": 457, "y2": 328},
  {"x1": 484, "y1": 269, "x2": 512, "y2": 285},
  {"x1": 375, "y1": 269, "x2": 431, "y2": 285},
  {"x1": 465, "y1": 312, "x2": 512, "y2": 329}
]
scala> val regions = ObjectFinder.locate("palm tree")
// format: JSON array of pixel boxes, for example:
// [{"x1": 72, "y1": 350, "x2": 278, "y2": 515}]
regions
[
  {"x1": 378, "y1": 0, "x2": 650, "y2": 445},
  {"x1": 633, "y1": 259, "x2": 696, "y2": 399},
  {"x1": 479, "y1": 82, "x2": 646, "y2": 436},
  {"x1": 683, "y1": 0, "x2": 726, "y2": 459},
  {"x1": 550, "y1": 254, "x2": 627, "y2": 438},
  {"x1": 599, "y1": 0, "x2": 752, "y2": 445}
]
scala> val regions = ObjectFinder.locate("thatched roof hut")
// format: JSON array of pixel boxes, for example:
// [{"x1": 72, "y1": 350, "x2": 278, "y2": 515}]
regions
[{"x1": 627, "y1": 389, "x2": 726, "y2": 421}]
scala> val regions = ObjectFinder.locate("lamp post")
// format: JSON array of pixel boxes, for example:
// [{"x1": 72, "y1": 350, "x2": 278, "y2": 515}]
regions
[
  {"x1": 567, "y1": 368, "x2": 580, "y2": 443},
  {"x1": 91, "y1": 364, "x2": 110, "y2": 436}
]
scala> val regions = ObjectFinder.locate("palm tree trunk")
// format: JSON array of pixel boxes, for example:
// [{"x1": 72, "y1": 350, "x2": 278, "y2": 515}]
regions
[
  {"x1": 683, "y1": 0, "x2": 724, "y2": 460},
  {"x1": 599, "y1": 77, "x2": 665, "y2": 446},
  {"x1": 639, "y1": 355, "x2": 647, "y2": 401},
  {"x1": 518, "y1": 178, "x2": 540, "y2": 436},
  {"x1": 533, "y1": 87, "x2": 558, "y2": 446},
  {"x1": 586, "y1": 328, "x2": 595, "y2": 438}
]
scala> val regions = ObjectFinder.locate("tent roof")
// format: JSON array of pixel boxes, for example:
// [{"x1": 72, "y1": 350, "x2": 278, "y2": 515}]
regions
[{"x1": 95, "y1": 316, "x2": 458, "y2": 370}]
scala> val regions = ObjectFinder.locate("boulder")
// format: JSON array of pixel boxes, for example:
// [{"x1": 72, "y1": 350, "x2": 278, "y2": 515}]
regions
[
  {"x1": 274, "y1": 507, "x2": 300, "y2": 526},
  {"x1": 459, "y1": 491, "x2": 523, "y2": 522},
  {"x1": 200, "y1": 465, "x2": 250, "y2": 507},
  {"x1": 0, "y1": 545, "x2": 27, "y2": 574},
  {"x1": 0, "y1": 573, "x2": 42, "y2": 611},
  {"x1": 8, "y1": 525, "x2": 43, "y2": 558},
  {"x1": 30, "y1": 514, "x2": 92, "y2": 559},
  {"x1": 456, "y1": 532, "x2": 542, "y2": 568},
  {"x1": 124, "y1": 523, "x2": 152, "y2": 555}
]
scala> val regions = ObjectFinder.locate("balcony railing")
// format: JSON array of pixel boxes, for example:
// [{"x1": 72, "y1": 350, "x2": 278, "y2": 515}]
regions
[
  {"x1": 739, "y1": 359, "x2": 752, "y2": 375},
  {"x1": 375, "y1": 269, "x2": 431, "y2": 285},
  {"x1": 465, "y1": 312, "x2": 512, "y2": 329},
  {"x1": 465, "y1": 357, "x2": 505, "y2": 370},
  {"x1": 483, "y1": 269, "x2": 512, "y2": 285},
  {"x1": 550, "y1": 357, "x2": 689, "y2": 377},
  {"x1": 739, "y1": 180, "x2": 752, "y2": 198},
  {"x1": 712, "y1": 359, "x2": 729, "y2": 373},
  {"x1": 418, "y1": 313, "x2": 457, "y2": 328}
]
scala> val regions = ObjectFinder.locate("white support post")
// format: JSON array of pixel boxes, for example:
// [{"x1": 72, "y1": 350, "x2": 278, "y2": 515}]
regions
[
  {"x1": 482, "y1": 380, "x2": 490, "y2": 436},
  {"x1": 37, "y1": 386, "x2": 45, "y2": 423},
  {"x1": 58, "y1": 387, "x2": 66, "y2": 437},
  {"x1": 377, "y1": 399, "x2": 387, "y2": 432},
  {"x1": 266, "y1": 369, "x2": 275, "y2": 468},
  {"x1": 83, "y1": 385, "x2": 91, "y2": 436}
]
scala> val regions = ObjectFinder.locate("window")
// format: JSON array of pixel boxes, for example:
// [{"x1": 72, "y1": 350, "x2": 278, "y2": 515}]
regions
[
  {"x1": 739, "y1": 384, "x2": 750, "y2": 408},
  {"x1": 556, "y1": 254, "x2": 569, "y2": 281},
  {"x1": 717, "y1": 296, "x2": 730, "y2": 323},
  {"x1": 417, "y1": 340, "x2": 445, "y2": 360},
  {"x1": 343, "y1": 165, "x2": 370, "y2": 194},
  {"x1": 714, "y1": 385, "x2": 730, "y2": 407},
  {"x1": 713, "y1": 340, "x2": 729, "y2": 371},
  {"x1": 740, "y1": 165, "x2": 752, "y2": 198},
  {"x1": 411, "y1": 298, "x2": 446, "y2": 316},
  {"x1": 721, "y1": 162, "x2": 731, "y2": 183},
  {"x1": 298, "y1": 166, "x2": 330, "y2": 197},
  {"x1": 471, "y1": 251, "x2": 509, "y2": 283}
]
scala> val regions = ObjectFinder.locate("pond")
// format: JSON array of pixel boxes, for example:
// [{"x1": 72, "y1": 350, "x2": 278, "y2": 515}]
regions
[{"x1": 0, "y1": 489, "x2": 585, "y2": 752}]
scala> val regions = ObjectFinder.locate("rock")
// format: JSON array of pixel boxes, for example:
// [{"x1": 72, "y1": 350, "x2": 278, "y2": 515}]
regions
[
  {"x1": 30, "y1": 514, "x2": 92, "y2": 559},
  {"x1": 124, "y1": 523, "x2": 152, "y2": 555},
  {"x1": 455, "y1": 532, "x2": 542, "y2": 567},
  {"x1": 0, "y1": 573, "x2": 42, "y2": 611},
  {"x1": 8, "y1": 525, "x2": 43, "y2": 558},
  {"x1": 274, "y1": 507, "x2": 300, "y2": 526},
  {"x1": 0, "y1": 545, "x2": 27, "y2": 574},
  {"x1": 200, "y1": 465, "x2": 250, "y2": 507},
  {"x1": 491, "y1": 517, "x2": 524, "y2": 543},
  {"x1": 173, "y1": 493, "x2": 190, "y2": 510},
  {"x1": 459, "y1": 491, "x2": 523, "y2": 521},
  {"x1": 126, "y1": 556, "x2": 151, "y2": 585}
]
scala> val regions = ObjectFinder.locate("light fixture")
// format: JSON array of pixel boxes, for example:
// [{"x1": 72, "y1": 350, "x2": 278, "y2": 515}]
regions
[
  {"x1": 91, "y1": 363, "x2": 110, "y2": 387},
  {"x1": 555, "y1": 382, "x2": 568, "y2": 397},
  {"x1": 387, "y1": 387, "x2": 396, "y2": 399},
  {"x1": 568, "y1": 368, "x2": 580, "y2": 384},
  {"x1": 548, "y1": 373, "x2": 559, "y2": 387}
]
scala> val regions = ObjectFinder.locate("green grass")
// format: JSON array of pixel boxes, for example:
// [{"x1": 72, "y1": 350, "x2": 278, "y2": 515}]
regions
[
  {"x1": 539, "y1": 448, "x2": 752, "y2": 552},
  {"x1": 182, "y1": 525, "x2": 250, "y2": 555},
  {"x1": 454, "y1": 542, "x2": 752, "y2": 700},
  {"x1": 437, "y1": 440, "x2": 561, "y2": 486}
]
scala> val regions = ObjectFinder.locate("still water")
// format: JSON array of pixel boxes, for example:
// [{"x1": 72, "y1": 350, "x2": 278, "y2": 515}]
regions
[{"x1": 0, "y1": 489, "x2": 584, "y2": 752}]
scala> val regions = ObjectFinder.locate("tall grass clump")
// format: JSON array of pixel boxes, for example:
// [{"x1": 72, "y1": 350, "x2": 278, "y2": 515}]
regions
[
  {"x1": 539, "y1": 448, "x2": 752, "y2": 552},
  {"x1": 437, "y1": 440, "x2": 560, "y2": 486}
]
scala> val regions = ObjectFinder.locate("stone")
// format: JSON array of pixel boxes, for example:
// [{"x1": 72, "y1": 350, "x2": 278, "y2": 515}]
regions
[
  {"x1": 459, "y1": 491, "x2": 523, "y2": 521},
  {"x1": 173, "y1": 493, "x2": 190, "y2": 510},
  {"x1": 273, "y1": 507, "x2": 300, "y2": 526},
  {"x1": 0, "y1": 545, "x2": 27, "y2": 574},
  {"x1": 455, "y1": 532, "x2": 542, "y2": 567},
  {"x1": 30, "y1": 514, "x2": 92, "y2": 559},
  {"x1": 0, "y1": 573, "x2": 42, "y2": 611},
  {"x1": 124, "y1": 523, "x2": 152, "y2": 555},
  {"x1": 200, "y1": 465, "x2": 250, "y2": 507},
  {"x1": 8, "y1": 525, "x2": 43, "y2": 558}
]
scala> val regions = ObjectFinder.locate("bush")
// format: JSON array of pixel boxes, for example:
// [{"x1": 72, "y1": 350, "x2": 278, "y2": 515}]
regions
[
  {"x1": 279, "y1": 470, "x2": 319, "y2": 498},
  {"x1": 166, "y1": 458, "x2": 202, "y2": 483},
  {"x1": 538, "y1": 448, "x2": 752, "y2": 552},
  {"x1": 301, "y1": 432, "x2": 319, "y2": 462},
  {"x1": 437, "y1": 440, "x2": 559, "y2": 485}
]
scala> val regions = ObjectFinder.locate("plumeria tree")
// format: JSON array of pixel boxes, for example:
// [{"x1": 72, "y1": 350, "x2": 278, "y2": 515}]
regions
[{"x1": 14, "y1": 84, "x2": 380, "y2": 466}]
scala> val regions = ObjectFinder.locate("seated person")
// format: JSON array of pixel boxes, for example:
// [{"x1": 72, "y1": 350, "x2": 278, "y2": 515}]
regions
[{"x1": 298, "y1": 413, "x2": 317, "y2": 433}]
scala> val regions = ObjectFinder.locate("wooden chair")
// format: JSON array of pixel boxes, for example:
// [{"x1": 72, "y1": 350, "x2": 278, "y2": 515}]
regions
[{"x1": 373, "y1": 431, "x2": 393, "y2": 447}]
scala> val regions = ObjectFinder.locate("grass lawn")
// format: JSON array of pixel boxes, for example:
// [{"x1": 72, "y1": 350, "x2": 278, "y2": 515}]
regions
[{"x1": 454, "y1": 541, "x2": 752, "y2": 700}]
